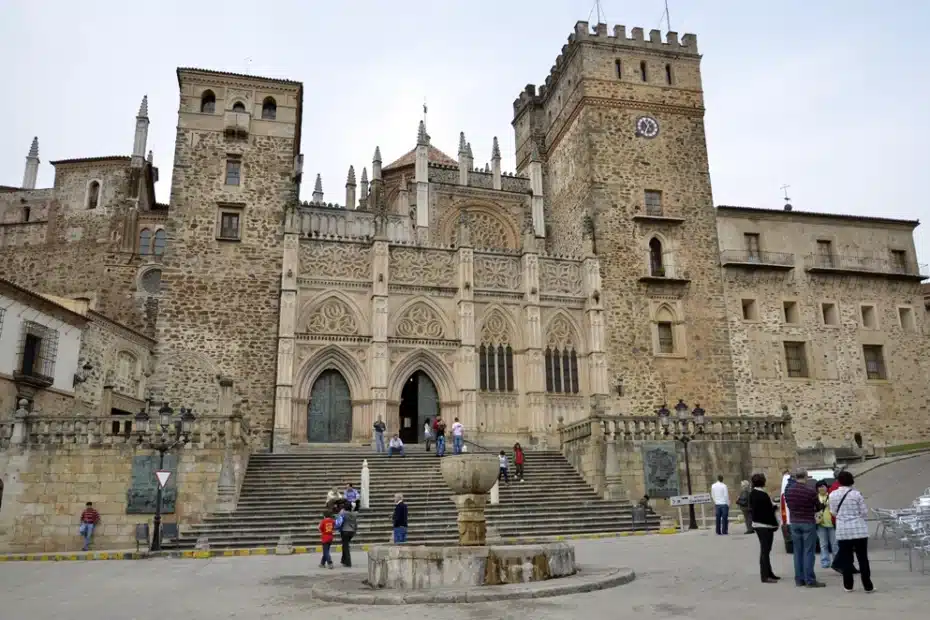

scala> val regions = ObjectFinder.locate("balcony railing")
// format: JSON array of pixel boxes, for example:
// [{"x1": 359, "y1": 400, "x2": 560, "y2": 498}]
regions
[
  {"x1": 224, "y1": 111, "x2": 251, "y2": 138},
  {"x1": 720, "y1": 249, "x2": 795, "y2": 269},
  {"x1": 804, "y1": 254, "x2": 928, "y2": 280},
  {"x1": 640, "y1": 256, "x2": 690, "y2": 284}
]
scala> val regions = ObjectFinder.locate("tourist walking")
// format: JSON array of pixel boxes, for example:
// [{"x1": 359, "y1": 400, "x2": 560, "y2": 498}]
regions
[
  {"x1": 711, "y1": 475, "x2": 730, "y2": 535},
  {"x1": 388, "y1": 434, "x2": 405, "y2": 457},
  {"x1": 748, "y1": 473, "x2": 780, "y2": 584},
  {"x1": 498, "y1": 450, "x2": 510, "y2": 484},
  {"x1": 434, "y1": 415, "x2": 447, "y2": 457},
  {"x1": 423, "y1": 417, "x2": 433, "y2": 452},
  {"x1": 344, "y1": 483, "x2": 360, "y2": 511},
  {"x1": 392, "y1": 493, "x2": 408, "y2": 543},
  {"x1": 736, "y1": 480, "x2": 753, "y2": 534},
  {"x1": 318, "y1": 511, "x2": 336, "y2": 569},
  {"x1": 513, "y1": 443, "x2": 525, "y2": 481},
  {"x1": 451, "y1": 417, "x2": 464, "y2": 454},
  {"x1": 830, "y1": 471, "x2": 874, "y2": 592},
  {"x1": 78, "y1": 501, "x2": 100, "y2": 551},
  {"x1": 784, "y1": 468, "x2": 825, "y2": 587},
  {"x1": 335, "y1": 505, "x2": 358, "y2": 567},
  {"x1": 373, "y1": 416, "x2": 386, "y2": 453},
  {"x1": 815, "y1": 481, "x2": 838, "y2": 569}
]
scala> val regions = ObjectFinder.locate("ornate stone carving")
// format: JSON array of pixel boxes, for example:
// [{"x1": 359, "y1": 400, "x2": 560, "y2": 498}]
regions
[
  {"x1": 474, "y1": 254, "x2": 522, "y2": 290},
  {"x1": 395, "y1": 303, "x2": 445, "y2": 339},
  {"x1": 390, "y1": 248, "x2": 455, "y2": 286},
  {"x1": 539, "y1": 259, "x2": 583, "y2": 296},
  {"x1": 546, "y1": 314, "x2": 576, "y2": 348},
  {"x1": 305, "y1": 298, "x2": 358, "y2": 335},
  {"x1": 451, "y1": 210, "x2": 514, "y2": 250},
  {"x1": 300, "y1": 242, "x2": 369, "y2": 281},
  {"x1": 480, "y1": 310, "x2": 512, "y2": 345}
]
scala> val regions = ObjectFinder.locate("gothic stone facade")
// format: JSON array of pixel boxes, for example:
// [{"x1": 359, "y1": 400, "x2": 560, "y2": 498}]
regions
[{"x1": 1, "y1": 22, "x2": 928, "y2": 452}]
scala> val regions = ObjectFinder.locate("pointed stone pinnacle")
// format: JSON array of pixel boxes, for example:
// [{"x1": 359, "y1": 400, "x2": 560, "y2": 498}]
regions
[
  {"x1": 492, "y1": 136, "x2": 501, "y2": 160},
  {"x1": 138, "y1": 95, "x2": 148, "y2": 118},
  {"x1": 373, "y1": 147, "x2": 382, "y2": 163},
  {"x1": 458, "y1": 132, "x2": 467, "y2": 154},
  {"x1": 484, "y1": 163, "x2": 490, "y2": 173},
  {"x1": 346, "y1": 165, "x2": 356, "y2": 185},
  {"x1": 360, "y1": 167, "x2": 368, "y2": 183},
  {"x1": 314, "y1": 173, "x2": 323, "y2": 193},
  {"x1": 28, "y1": 137, "x2": 39, "y2": 158},
  {"x1": 417, "y1": 120, "x2": 428, "y2": 145},
  {"x1": 466, "y1": 142, "x2": 473, "y2": 159},
  {"x1": 146, "y1": 150, "x2": 153, "y2": 163}
]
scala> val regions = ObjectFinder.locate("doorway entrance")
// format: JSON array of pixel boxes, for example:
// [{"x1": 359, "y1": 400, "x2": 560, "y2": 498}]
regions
[
  {"x1": 398, "y1": 371, "x2": 439, "y2": 445},
  {"x1": 307, "y1": 369, "x2": 353, "y2": 442}
]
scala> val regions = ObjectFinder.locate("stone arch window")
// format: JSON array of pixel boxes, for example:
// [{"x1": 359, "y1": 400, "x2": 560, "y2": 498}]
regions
[
  {"x1": 665, "y1": 63, "x2": 674, "y2": 85},
  {"x1": 152, "y1": 229, "x2": 167, "y2": 256},
  {"x1": 649, "y1": 237, "x2": 665, "y2": 276},
  {"x1": 200, "y1": 90, "x2": 216, "y2": 113},
  {"x1": 261, "y1": 97, "x2": 277, "y2": 120},
  {"x1": 655, "y1": 305, "x2": 676, "y2": 354},
  {"x1": 640, "y1": 61, "x2": 648, "y2": 82},
  {"x1": 544, "y1": 315, "x2": 579, "y2": 394},
  {"x1": 86, "y1": 180, "x2": 101, "y2": 209},
  {"x1": 231, "y1": 101, "x2": 246, "y2": 113},
  {"x1": 116, "y1": 350, "x2": 140, "y2": 396},
  {"x1": 139, "y1": 228, "x2": 152, "y2": 255},
  {"x1": 615, "y1": 59, "x2": 623, "y2": 79},
  {"x1": 478, "y1": 312, "x2": 514, "y2": 393},
  {"x1": 139, "y1": 268, "x2": 162, "y2": 294}
]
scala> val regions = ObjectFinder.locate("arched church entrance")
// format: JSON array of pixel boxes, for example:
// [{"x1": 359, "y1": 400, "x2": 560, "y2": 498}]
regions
[
  {"x1": 307, "y1": 369, "x2": 352, "y2": 442},
  {"x1": 399, "y1": 370, "x2": 439, "y2": 445}
]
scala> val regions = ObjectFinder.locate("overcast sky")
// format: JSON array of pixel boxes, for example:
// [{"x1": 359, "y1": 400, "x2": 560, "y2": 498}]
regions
[{"x1": 2, "y1": 0, "x2": 928, "y2": 265}]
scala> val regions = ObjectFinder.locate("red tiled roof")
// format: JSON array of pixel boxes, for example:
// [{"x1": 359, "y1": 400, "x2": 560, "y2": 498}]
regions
[
  {"x1": 176, "y1": 67, "x2": 303, "y2": 87},
  {"x1": 49, "y1": 156, "x2": 131, "y2": 166},
  {"x1": 384, "y1": 145, "x2": 458, "y2": 171}
]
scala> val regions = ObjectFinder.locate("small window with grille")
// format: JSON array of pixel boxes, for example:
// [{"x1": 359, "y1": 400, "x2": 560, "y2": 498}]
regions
[{"x1": 17, "y1": 321, "x2": 59, "y2": 383}]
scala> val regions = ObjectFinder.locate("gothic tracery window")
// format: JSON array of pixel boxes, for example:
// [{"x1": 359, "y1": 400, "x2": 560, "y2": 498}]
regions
[
  {"x1": 544, "y1": 314, "x2": 580, "y2": 394},
  {"x1": 478, "y1": 311, "x2": 514, "y2": 392}
]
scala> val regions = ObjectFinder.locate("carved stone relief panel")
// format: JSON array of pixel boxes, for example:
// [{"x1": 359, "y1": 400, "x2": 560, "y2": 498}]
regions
[
  {"x1": 390, "y1": 248, "x2": 455, "y2": 286},
  {"x1": 305, "y1": 298, "x2": 358, "y2": 335},
  {"x1": 539, "y1": 259, "x2": 583, "y2": 296},
  {"x1": 480, "y1": 309, "x2": 513, "y2": 345},
  {"x1": 474, "y1": 254, "x2": 522, "y2": 290},
  {"x1": 546, "y1": 313, "x2": 577, "y2": 349},
  {"x1": 300, "y1": 242, "x2": 370, "y2": 281},
  {"x1": 395, "y1": 303, "x2": 445, "y2": 339}
]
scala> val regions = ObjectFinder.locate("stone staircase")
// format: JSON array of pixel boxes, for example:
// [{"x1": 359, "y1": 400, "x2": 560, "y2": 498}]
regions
[{"x1": 170, "y1": 448, "x2": 659, "y2": 549}]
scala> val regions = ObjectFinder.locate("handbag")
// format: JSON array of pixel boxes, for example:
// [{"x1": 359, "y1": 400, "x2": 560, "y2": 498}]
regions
[{"x1": 831, "y1": 489, "x2": 851, "y2": 526}]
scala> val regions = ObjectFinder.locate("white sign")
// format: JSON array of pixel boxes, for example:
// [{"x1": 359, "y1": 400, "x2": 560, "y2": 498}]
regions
[
  {"x1": 670, "y1": 493, "x2": 712, "y2": 507},
  {"x1": 155, "y1": 470, "x2": 172, "y2": 489}
]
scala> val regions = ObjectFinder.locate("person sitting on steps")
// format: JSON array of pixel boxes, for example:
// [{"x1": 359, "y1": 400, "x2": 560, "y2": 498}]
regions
[{"x1": 389, "y1": 434, "x2": 405, "y2": 457}]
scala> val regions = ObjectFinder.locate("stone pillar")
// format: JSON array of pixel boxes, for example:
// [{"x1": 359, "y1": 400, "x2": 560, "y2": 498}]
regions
[
  {"x1": 214, "y1": 449, "x2": 238, "y2": 513},
  {"x1": 582, "y1": 244, "x2": 609, "y2": 398},
  {"x1": 345, "y1": 165, "x2": 356, "y2": 210},
  {"x1": 361, "y1": 459, "x2": 371, "y2": 510},
  {"x1": 490, "y1": 481, "x2": 500, "y2": 505},
  {"x1": 22, "y1": 137, "x2": 39, "y2": 190},
  {"x1": 491, "y1": 137, "x2": 502, "y2": 190},
  {"x1": 603, "y1": 422, "x2": 625, "y2": 500},
  {"x1": 521, "y1": 228, "x2": 544, "y2": 432},
  {"x1": 528, "y1": 148, "x2": 545, "y2": 238},
  {"x1": 455, "y1": 216, "x2": 477, "y2": 431},
  {"x1": 370, "y1": 240, "x2": 390, "y2": 435},
  {"x1": 11, "y1": 399, "x2": 29, "y2": 445},
  {"x1": 273, "y1": 209, "x2": 300, "y2": 452},
  {"x1": 131, "y1": 96, "x2": 149, "y2": 169},
  {"x1": 451, "y1": 493, "x2": 488, "y2": 546},
  {"x1": 415, "y1": 122, "x2": 430, "y2": 244}
]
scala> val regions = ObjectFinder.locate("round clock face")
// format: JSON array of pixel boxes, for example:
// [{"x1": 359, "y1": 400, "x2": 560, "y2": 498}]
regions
[{"x1": 636, "y1": 116, "x2": 659, "y2": 139}]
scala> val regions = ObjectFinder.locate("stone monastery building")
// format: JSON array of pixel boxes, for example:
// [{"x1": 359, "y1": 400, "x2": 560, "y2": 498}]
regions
[{"x1": 1, "y1": 21, "x2": 928, "y2": 454}]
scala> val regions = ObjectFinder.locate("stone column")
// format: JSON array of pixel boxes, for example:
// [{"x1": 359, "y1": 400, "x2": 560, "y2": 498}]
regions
[
  {"x1": 491, "y1": 137, "x2": 502, "y2": 190},
  {"x1": 582, "y1": 239, "x2": 609, "y2": 398},
  {"x1": 455, "y1": 217, "x2": 477, "y2": 431},
  {"x1": 361, "y1": 459, "x2": 371, "y2": 510},
  {"x1": 603, "y1": 421, "x2": 625, "y2": 500},
  {"x1": 22, "y1": 137, "x2": 39, "y2": 190},
  {"x1": 528, "y1": 148, "x2": 545, "y2": 238},
  {"x1": 521, "y1": 228, "x2": 544, "y2": 433},
  {"x1": 273, "y1": 209, "x2": 299, "y2": 452},
  {"x1": 452, "y1": 493, "x2": 488, "y2": 546},
  {"x1": 369, "y1": 239, "x2": 390, "y2": 435},
  {"x1": 131, "y1": 96, "x2": 149, "y2": 169},
  {"x1": 415, "y1": 121, "x2": 430, "y2": 244}
]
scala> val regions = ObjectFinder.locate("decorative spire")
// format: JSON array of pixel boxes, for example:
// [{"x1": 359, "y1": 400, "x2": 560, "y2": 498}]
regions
[
  {"x1": 484, "y1": 163, "x2": 490, "y2": 173},
  {"x1": 312, "y1": 174, "x2": 324, "y2": 203},
  {"x1": 360, "y1": 167, "x2": 368, "y2": 184},
  {"x1": 373, "y1": 146, "x2": 382, "y2": 163},
  {"x1": 458, "y1": 132, "x2": 467, "y2": 154},
  {"x1": 138, "y1": 95, "x2": 148, "y2": 118},
  {"x1": 492, "y1": 136, "x2": 501, "y2": 160},
  {"x1": 417, "y1": 120, "x2": 429, "y2": 146},
  {"x1": 466, "y1": 142, "x2": 473, "y2": 160},
  {"x1": 22, "y1": 137, "x2": 40, "y2": 190},
  {"x1": 346, "y1": 165, "x2": 356, "y2": 186},
  {"x1": 28, "y1": 137, "x2": 39, "y2": 159}
]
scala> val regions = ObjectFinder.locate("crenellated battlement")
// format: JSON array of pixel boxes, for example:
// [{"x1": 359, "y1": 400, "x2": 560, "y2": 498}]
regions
[{"x1": 513, "y1": 21, "x2": 698, "y2": 115}]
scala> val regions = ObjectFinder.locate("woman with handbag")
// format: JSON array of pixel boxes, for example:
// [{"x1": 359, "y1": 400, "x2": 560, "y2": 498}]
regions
[
  {"x1": 748, "y1": 473, "x2": 780, "y2": 584},
  {"x1": 829, "y1": 471, "x2": 873, "y2": 592}
]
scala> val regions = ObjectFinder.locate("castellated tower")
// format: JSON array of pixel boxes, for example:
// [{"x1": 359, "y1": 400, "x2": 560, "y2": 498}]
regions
[
  {"x1": 153, "y1": 69, "x2": 303, "y2": 446},
  {"x1": 513, "y1": 22, "x2": 737, "y2": 414}
]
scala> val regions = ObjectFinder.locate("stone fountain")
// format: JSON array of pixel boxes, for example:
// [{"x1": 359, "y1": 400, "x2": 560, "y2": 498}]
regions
[{"x1": 366, "y1": 453, "x2": 577, "y2": 590}]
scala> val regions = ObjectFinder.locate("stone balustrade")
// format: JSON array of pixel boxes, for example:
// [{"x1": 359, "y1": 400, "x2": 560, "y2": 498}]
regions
[
  {"x1": 559, "y1": 414, "x2": 793, "y2": 445},
  {"x1": 297, "y1": 205, "x2": 412, "y2": 243},
  {"x1": 0, "y1": 413, "x2": 249, "y2": 450}
]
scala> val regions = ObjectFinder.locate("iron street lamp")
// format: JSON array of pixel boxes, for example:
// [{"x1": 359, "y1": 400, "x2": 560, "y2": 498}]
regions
[
  {"x1": 135, "y1": 401, "x2": 195, "y2": 551},
  {"x1": 658, "y1": 399, "x2": 707, "y2": 530}
]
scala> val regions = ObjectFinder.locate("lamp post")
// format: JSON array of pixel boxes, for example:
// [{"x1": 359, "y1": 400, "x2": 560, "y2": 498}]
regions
[
  {"x1": 658, "y1": 399, "x2": 706, "y2": 530},
  {"x1": 134, "y1": 401, "x2": 195, "y2": 551}
]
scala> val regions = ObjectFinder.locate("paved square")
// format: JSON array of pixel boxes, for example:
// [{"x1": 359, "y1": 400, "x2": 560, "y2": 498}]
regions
[{"x1": 1, "y1": 530, "x2": 927, "y2": 619}]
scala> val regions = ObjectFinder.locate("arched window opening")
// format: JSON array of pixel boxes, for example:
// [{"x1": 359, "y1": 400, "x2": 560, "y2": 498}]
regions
[
  {"x1": 22, "y1": 206, "x2": 31, "y2": 222},
  {"x1": 640, "y1": 60, "x2": 648, "y2": 82},
  {"x1": 262, "y1": 97, "x2": 277, "y2": 120},
  {"x1": 545, "y1": 346, "x2": 579, "y2": 394},
  {"x1": 665, "y1": 63, "x2": 673, "y2": 85},
  {"x1": 655, "y1": 306, "x2": 677, "y2": 355},
  {"x1": 478, "y1": 341, "x2": 514, "y2": 393},
  {"x1": 615, "y1": 59, "x2": 623, "y2": 79},
  {"x1": 200, "y1": 90, "x2": 216, "y2": 114},
  {"x1": 139, "y1": 228, "x2": 152, "y2": 255},
  {"x1": 152, "y1": 229, "x2": 167, "y2": 256},
  {"x1": 649, "y1": 238, "x2": 665, "y2": 276},
  {"x1": 232, "y1": 101, "x2": 246, "y2": 113},
  {"x1": 87, "y1": 181, "x2": 100, "y2": 209}
]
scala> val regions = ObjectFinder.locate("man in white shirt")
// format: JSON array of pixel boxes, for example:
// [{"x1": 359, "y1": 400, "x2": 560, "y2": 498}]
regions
[
  {"x1": 711, "y1": 475, "x2": 730, "y2": 535},
  {"x1": 388, "y1": 434, "x2": 405, "y2": 457},
  {"x1": 451, "y1": 417, "x2": 464, "y2": 454}
]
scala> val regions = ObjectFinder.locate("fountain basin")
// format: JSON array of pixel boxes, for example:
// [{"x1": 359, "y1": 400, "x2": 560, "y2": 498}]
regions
[
  {"x1": 439, "y1": 452, "x2": 500, "y2": 494},
  {"x1": 366, "y1": 543, "x2": 576, "y2": 590}
]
